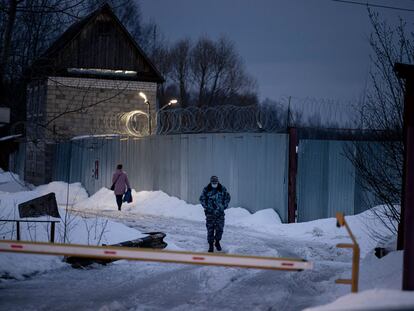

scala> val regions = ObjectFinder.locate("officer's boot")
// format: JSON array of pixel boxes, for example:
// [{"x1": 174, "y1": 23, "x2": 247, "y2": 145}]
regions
[
  {"x1": 208, "y1": 243, "x2": 214, "y2": 253},
  {"x1": 215, "y1": 240, "x2": 222, "y2": 251}
]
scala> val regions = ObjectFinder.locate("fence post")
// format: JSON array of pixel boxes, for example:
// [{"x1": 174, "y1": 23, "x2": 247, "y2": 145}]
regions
[
  {"x1": 50, "y1": 222, "x2": 56, "y2": 243},
  {"x1": 16, "y1": 221, "x2": 20, "y2": 241},
  {"x1": 351, "y1": 244, "x2": 360, "y2": 292},
  {"x1": 288, "y1": 127, "x2": 298, "y2": 223}
]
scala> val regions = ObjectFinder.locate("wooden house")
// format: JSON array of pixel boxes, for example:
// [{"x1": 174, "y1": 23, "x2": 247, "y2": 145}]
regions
[{"x1": 25, "y1": 3, "x2": 163, "y2": 184}]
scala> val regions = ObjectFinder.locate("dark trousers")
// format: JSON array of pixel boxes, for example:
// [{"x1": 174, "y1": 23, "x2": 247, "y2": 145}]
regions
[
  {"x1": 205, "y1": 213, "x2": 225, "y2": 244},
  {"x1": 115, "y1": 195, "x2": 123, "y2": 210}
]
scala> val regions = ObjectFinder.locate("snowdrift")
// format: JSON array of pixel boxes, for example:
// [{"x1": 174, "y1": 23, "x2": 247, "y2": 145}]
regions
[
  {"x1": 305, "y1": 288, "x2": 414, "y2": 311},
  {"x1": 0, "y1": 170, "x2": 401, "y2": 297},
  {"x1": 73, "y1": 186, "x2": 395, "y2": 257},
  {"x1": 0, "y1": 172, "x2": 145, "y2": 279},
  {"x1": 74, "y1": 187, "x2": 282, "y2": 225},
  {"x1": 0, "y1": 170, "x2": 397, "y2": 259}
]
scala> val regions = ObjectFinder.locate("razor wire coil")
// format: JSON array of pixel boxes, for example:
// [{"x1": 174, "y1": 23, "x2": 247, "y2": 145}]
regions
[{"x1": 85, "y1": 100, "x2": 359, "y2": 137}]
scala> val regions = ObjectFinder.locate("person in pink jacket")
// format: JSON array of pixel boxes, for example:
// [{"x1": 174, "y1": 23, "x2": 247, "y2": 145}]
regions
[{"x1": 112, "y1": 164, "x2": 131, "y2": 211}]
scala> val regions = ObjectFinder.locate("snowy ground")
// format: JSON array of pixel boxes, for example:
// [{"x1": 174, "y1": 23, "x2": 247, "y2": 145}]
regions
[{"x1": 0, "y1": 171, "x2": 413, "y2": 311}]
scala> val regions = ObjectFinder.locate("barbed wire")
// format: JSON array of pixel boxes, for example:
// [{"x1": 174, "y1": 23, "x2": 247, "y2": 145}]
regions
[
  {"x1": 17, "y1": 99, "x2": 360, "y2": 139},
  {"x1": 156, "y1": 105, "x2": 286, "y2": 134},
  {"x1": 155, "y1": 100, "x2": 360, "y2": 135},
  {"x1": 88, "y1": 110, "x2": 150, "y2": 137},
  {"x1": 80, "y1": 100, "x2": 360, "y2": 137},
  {"x1": 284, "y1": 97, "x2": 360, "y2": 129}
]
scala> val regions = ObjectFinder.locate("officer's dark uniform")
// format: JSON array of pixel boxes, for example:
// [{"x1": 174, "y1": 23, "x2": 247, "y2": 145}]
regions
[{"x1": 199, "y1": 176, "x2": 231, "y2": 252}]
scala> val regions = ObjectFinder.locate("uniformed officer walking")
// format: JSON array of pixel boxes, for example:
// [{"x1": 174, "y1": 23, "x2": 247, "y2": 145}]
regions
[{"x1": 199, "y1": 176, "x2": 231, "y2": 252}]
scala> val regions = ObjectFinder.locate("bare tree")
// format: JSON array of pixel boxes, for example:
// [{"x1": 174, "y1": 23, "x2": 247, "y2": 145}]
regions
[
  {"x1": 347, "y1": 10, "x2": 413, "y2": 247},
  {"x1": 161, "y1": 35, "x2": 258, "y2": 108},
  {"x1": 170, "y1": 38, "x2": 192, "y2": 107},
  {"x1": 191, "y1": 36, "x2": 215, "y2": 106},
  {"x1": 0, "y1": 0, "x2": 145, "y2": 128},
  {"x1": 0, "y1": 0, "x2": 88, "y2": 86},
  {"x1": 190, "y1": 36, "x2": 257, "y2": 107}
]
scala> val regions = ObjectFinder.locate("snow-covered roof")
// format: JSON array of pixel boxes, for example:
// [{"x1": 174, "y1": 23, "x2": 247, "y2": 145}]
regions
[
  {"x1": 0, "y1": 134, "x2": 22, "y2": 141},
  {"x1": 71, "y1": 134, "x2": 120, "y2": 140}
]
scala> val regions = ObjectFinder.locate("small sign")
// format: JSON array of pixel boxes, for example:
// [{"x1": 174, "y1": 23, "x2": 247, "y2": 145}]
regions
[
  {"x1": 0, "y1": 107, "x2": 10, "y2": 124},
  {"x1": 18, "y1": 193, "x2": 61, "y2": 218},
  {"x1": 94, "y1": 160, "x2": 99, "y2": 179}
]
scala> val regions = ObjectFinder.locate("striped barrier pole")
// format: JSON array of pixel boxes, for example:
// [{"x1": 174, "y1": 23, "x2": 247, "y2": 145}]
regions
[{"x1": 0, "y1": 240, "x2": 313, "y2": 271}]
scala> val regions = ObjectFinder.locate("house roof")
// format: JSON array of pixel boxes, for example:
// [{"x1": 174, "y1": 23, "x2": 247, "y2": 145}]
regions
[{"x1": 29, "y1": 3, "x2": 164, "y2": 83}]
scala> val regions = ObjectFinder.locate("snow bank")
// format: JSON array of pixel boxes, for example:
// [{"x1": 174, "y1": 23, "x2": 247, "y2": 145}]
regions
[
  {"x1": 0, "y1": 203, "x2": 144, "y2": 245},
  {"x1": 74, "y1": 186, "x2": 395, "y2": 257},
  {"x1": 358, "y1": 250, "x2": 403, "y2": 291},
  {"x1": 307, "y1": 250, "x2": 406, "y2": 310},
  {"x1": 0, "y1": 171, "x2": 400, "y2": 283},
  {"x1": 76, "y1": 188, "x2": 205, "y2": 220},
  {"x1": 74, "y1": 187, "x2": 282, "y2": 226},
  {"x1": 265, "y1": 206, "x2": 397, "y2": 257},
  {"x1": 0, "y1": 169, "x2": 18, "y2": 183},
  {"x1": 0, "y1": 172, "x2": 408, "y2": 310},
  {"x1": 2, "y1": 171, "x2": 393, "y2": 258},
  {"x1": 74, "y1": 187, "x2": 137, "y2": 211},
  {"x1": 226, "y1": 207, "x2": 282, "y2": 227},
  {"x1": 0, "y1": 190, "x2": 44, "y2": 221},
  {"x1": 1, "y1": 173, "x2": 396, "y2": 259},
  {"x1": 305, "y1": 289, "x2": 414, "y2": 310},
  {"x1": 0, "y1": 171, "x2": 87, "y2": 206},
  {"x1": 36, "y1": 181, "x2": 88, "y2": 205},
  {"x1": 0, "y1": 210, "x2": 145, "y2": 279},
  {"x1": 133, "y1": 190, "x2": 204, "y2": 221},
  {"x1": 0, "y1": 180, "x2": 145, "y2": 280},
  {"x1": 0, "y1": 253, "x2": 67, "y2": 280},
  {"x1": 0, "y1": 183, "x2": 144, "y2": 244},
  {"x1": 0, "y1": 170, "x2": 31, "y2": 193}
]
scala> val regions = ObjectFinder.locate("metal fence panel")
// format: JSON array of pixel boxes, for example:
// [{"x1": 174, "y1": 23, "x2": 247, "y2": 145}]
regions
[
  {"x1": 297, "y1": 140, "x2": 329, "y2": 221},
  {"x1": 327, "y1": 141, "x2": 356, "y2": 217},
  {"x1": 52, "y1": 133, "x2": 289, "y2": 220},
  {"x1": 9, "y1": 142, "x2": 26, "y2": 179},
  {"x1": 297, "y1": 140, "x2": 365, "y2": 222}
]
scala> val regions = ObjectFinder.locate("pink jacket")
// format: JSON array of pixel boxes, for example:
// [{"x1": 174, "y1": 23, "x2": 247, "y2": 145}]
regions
[{"x1": 112, "y1": 170, "x2": 131, "y2": 195}]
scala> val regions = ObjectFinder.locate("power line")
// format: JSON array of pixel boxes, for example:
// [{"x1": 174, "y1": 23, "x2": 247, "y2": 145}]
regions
[{"x1": 331, "y1": 0, "x2": 414, "y2": 12}]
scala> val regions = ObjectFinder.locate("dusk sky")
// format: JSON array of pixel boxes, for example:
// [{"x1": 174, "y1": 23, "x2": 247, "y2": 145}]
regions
[{"x1": 140, "y1": 0, "x2": 414, "y2": 102}]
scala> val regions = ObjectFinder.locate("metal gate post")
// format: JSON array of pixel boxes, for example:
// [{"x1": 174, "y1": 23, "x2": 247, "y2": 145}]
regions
[
  {"x1": 335, "y1": 212, "x2": 360, "y2": 293},
  {"x1": 288, "y1": 127, "x2": 298, "y2": 223},
  {"x1": 50, "y1": 222, "x2": 56, "y2": 243},
  {"x1": 394, "y1": 63, "x2": 414, "y2": 290}
]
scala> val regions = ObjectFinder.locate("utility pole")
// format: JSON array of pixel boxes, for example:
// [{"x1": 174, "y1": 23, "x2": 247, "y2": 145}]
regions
[{"x1": 394, "y1": 63, "x2": 414, "y2": 290}]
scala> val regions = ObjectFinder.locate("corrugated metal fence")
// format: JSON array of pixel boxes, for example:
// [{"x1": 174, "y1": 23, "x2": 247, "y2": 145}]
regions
[
  {"x1": 53, "y1": 133, "x2": 289, "y2": 221},
  {"x1": 8, "y1": 142, "x2": 26, "y2": 178},
  {"x1": 10, "y1": 133, "x2": 380, "y2": 222},
  {"x1": 297, "y1": 140, "x2": 373, "y2": 221}
]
